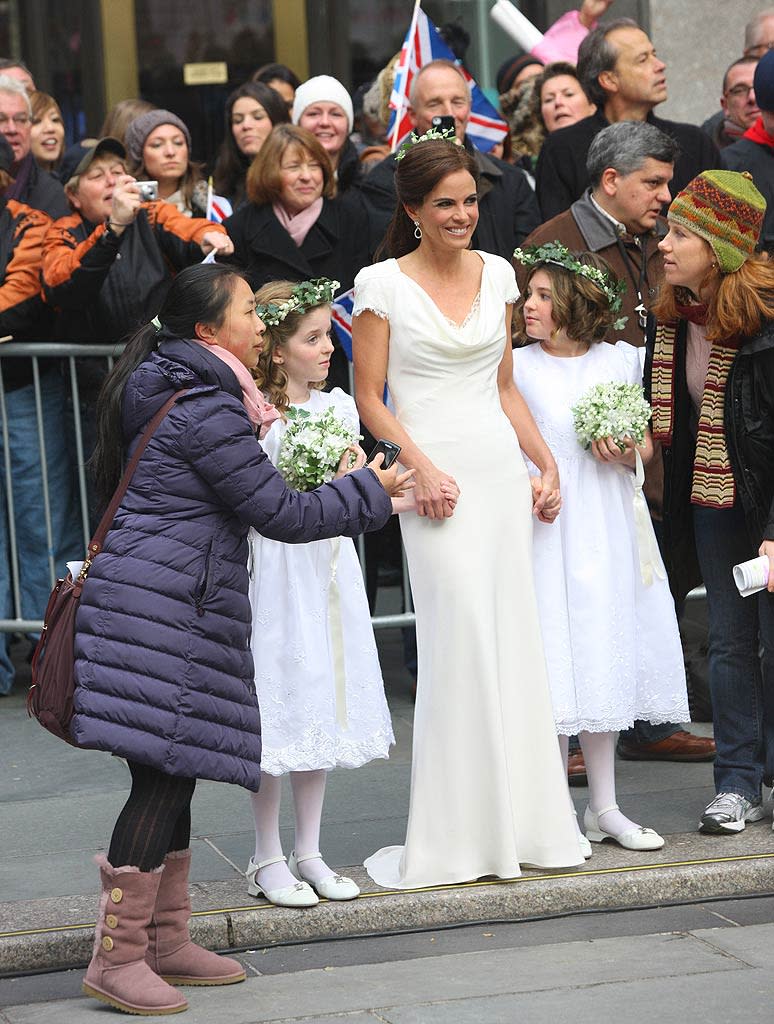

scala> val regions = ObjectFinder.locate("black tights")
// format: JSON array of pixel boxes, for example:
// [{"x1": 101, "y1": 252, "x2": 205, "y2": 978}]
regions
[{"x1": 108, "y1": 761, "x2": 196, "y2": 871}]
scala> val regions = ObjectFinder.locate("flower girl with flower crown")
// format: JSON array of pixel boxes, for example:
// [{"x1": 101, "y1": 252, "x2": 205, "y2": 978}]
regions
[
  {"x1": 243, "y1": 276, "x2": 423, "y2": 909},
  {"x1": 243, "y1": 277, "x2": 404, "y2": 908},
  {"x1": 512, "y1": 245, "x2": 689, "y2": 855}
]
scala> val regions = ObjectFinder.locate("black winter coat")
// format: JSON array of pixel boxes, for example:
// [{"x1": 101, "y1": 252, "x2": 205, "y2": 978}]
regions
[
  {"x1": 358, "y1": 141, "x2": 541, "y2": 259},
  {"x1": 536, "y1": 110, "x2": 720, "y2": 222},
  {"x1": 645, "y1": 318, "x2": 774, "y2": 600},
  {"x1": 721, "y1": 138, "x2": 774, "y2": 252},
  {"x1": 223, "y1": 192, "x2": 370, "y2": 294},
  {"x1": 224, "y1": 194, "x2": 371, "y2": 392}
]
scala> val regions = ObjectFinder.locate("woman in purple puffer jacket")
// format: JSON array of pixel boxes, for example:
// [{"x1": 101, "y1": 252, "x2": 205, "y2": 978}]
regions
[{"x1": 71, "y1": 263, "x2": 408, "y2": 1017}]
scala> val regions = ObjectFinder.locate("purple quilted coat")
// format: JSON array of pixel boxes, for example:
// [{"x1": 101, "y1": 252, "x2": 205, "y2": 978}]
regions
[{"x1": 72, "y1": 339, "x2": 391, "y2": 790}]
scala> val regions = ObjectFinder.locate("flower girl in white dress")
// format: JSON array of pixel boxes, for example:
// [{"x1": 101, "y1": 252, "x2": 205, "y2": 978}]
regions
[
  {"x1": 512, "y1": 246, "x2": 690, "y2": 855},
  {"x1": 244, "y1": 278, "x2": 408, "y2": 907}
]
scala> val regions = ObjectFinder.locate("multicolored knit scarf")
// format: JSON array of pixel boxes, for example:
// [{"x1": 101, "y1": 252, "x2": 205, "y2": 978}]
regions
[{"x1": 650, "y1": 309, "x2": 740, "y2": 508}]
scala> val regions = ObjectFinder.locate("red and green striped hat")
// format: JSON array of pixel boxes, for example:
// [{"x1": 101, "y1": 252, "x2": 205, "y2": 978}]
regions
[{"x1": 667, "y1": 170, "x2": 765, "y2": 273}]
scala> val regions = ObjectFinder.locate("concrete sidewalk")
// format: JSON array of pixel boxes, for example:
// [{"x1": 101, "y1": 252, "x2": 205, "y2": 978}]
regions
[
  {"x1": 4, "y1": 914, "x2": 774, "y2": 1022},
  {"x1": 3, "y1": 627, "x2": 773, "y2": 977}
]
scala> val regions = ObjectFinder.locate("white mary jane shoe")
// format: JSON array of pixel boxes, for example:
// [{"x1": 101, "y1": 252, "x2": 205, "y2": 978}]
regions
[
  {"x1": 584, "y1": 804, "x2": 665, "y2": 851},
  {"x1": 289, "y1": 851, "x2": 361, "y2": 901},
  {"x1": 245, "y1": 855, "x2": 319, "y2": 907}
]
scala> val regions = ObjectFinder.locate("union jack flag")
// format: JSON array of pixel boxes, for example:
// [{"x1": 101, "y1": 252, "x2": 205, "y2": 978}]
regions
[
  {"x1": 205, "y1": 177, "x2": 233, "y2": 223},
  {"x1": 331, "y1": 288, "x2": 355, "y2": 361},
  {"x1": 388, "y1": 5, "x2": 508, "y2": 154}
]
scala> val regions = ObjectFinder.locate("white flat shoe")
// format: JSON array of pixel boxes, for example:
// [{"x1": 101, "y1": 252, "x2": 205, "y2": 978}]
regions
[
  {"x1": 584, "y1": 804, "x2": 665, "y2": 851},
  {"x1": 289, "y1": 851, "x2": 360, "y2": 901},
  {"x1": 246, "y1": 855, "x2": 319, "y2": 907}
]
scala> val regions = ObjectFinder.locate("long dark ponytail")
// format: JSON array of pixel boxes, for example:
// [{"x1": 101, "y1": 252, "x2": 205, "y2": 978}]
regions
[
  {"x1": 91, "y1": 263, "x2": 245, "y2": 508},
  {"x1": 377, "y1": 139, "x2": 479, "y2": 259}
]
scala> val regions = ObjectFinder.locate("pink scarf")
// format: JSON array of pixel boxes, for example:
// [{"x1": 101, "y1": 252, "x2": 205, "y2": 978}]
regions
[
  {"x1": 192, "y1": 339, "x2": 280, "y2": 439},
  {"x1": 272, "y1": 197, "x2": 323, "y2": 246}
]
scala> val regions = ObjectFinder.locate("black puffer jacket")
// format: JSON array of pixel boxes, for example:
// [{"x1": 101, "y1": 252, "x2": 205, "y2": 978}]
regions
[
  {"x1": 725, "y1": 322, "x2": 774, "y2": 542},
  {"x1": 646, "y1": 318, "x2": 774, "y2": 600}
]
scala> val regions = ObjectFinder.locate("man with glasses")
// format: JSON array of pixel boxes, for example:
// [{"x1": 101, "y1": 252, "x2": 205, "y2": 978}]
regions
[
  {"x1": 0, "y1": 75, "x2": 67, "y2": 219},
  {"x1": 702, "y1": 58, "x2": 760, "y2": 150},
  {"x1": 723, "y1": 49, "x2": 774, "y2": 253}
]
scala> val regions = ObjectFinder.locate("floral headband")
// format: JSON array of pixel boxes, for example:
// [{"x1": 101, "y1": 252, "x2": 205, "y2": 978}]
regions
[
  {"x1": 513, "y1": 242, "x2": 628, "y2": 331},
  {"x1": 256, "y1": 277, "x2": 340, "y2": 326},
  {"x1": 394, "y1": 125, "x2": 457, "y2": 161}
]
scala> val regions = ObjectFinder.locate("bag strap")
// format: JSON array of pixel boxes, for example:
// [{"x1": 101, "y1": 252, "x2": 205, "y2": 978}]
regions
[{"x1": 79, "y1": 388, "x2": 190, "y2": 578}]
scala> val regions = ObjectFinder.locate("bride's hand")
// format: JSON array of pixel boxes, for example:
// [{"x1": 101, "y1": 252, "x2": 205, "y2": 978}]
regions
[
  {"x1": 334, "y1": 444, "x2": 367, "y2": 478},
  {"x1": 414, "y1": 464, "x2": 459, "y2": 519}
]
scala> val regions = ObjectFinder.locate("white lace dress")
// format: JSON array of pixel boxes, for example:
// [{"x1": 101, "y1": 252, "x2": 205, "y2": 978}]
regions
[
  {"x1": 355, "y1": 253, "x2": 583, "y2": 889},
  {"x1": 512, "y1": 340, "x2": 689, "y2": 735},
  {"x1": 247, "y1": 387, "x2": 394, "y2": 775}
]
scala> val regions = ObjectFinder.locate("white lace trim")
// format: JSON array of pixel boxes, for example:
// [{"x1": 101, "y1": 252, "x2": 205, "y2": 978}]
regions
[
  {"x1": 444, "y1": 291, "x2": 481, "y2": 330},
  {"x1": 555, "y1": 712, "x2": 689, "y2": 734},
  {"x1": 260, "y1": 728, "x2": 394, "y2": 775},
  {"x1": 353, "y1": 304, "x2": 389, "y2": 320}
]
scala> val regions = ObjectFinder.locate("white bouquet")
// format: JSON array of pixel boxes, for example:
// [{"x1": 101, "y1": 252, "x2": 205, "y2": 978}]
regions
[
  {"x1": 277, "y1": 406, "x2": 361, "y2": 491},
  {"x1": 571, "y1": 381, "x2": 652, "y2": 450}
]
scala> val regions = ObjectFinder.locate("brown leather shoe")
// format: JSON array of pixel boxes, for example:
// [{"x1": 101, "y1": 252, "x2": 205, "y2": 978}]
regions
[
  {"x1": 617, "y1": 730, "x2": 716, "y2": 762},
  {"x1": 567, "y1": 750, "x2": 588, "y2": 786}
]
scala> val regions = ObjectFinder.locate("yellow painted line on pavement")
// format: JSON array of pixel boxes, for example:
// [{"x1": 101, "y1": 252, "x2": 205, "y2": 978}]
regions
[{"x1": 3, "y1": 850, "x2": 774, "y2": 939}]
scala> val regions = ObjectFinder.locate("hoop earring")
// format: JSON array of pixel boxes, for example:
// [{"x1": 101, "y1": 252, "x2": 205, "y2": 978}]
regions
[{"x1": 413, "y1": 220, "x2": 422, "y2": 240}]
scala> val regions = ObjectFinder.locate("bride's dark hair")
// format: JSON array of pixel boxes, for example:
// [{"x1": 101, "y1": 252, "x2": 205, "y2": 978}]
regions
[{"x1": 378, "y1": 139, "x2": 479, "y2": 260}]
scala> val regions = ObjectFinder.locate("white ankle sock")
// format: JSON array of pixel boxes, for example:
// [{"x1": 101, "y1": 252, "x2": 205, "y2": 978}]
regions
[
  {"x1": 290, "y1": 770, "x2": 335, "y2": 883},
  {"x1": 249, "y1": 774, "x2": 297, "y2": 891},
  {"x1": 579, "y1": 731, "x2": 641, "y2": 837}
]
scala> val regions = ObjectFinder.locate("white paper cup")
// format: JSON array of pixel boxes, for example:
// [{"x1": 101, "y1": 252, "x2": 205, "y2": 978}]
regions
[{"x1": 732, "y1": 555, "x2": 770, "y2": 598}]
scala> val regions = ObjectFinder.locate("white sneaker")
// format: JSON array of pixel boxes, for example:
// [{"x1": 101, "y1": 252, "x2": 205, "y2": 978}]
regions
[{"x1": 699, "y1": 792, "x2": 764, "y2": 834}]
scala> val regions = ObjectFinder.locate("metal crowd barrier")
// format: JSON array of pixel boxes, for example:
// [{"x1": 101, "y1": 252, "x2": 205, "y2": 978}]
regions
[{"x1": 0, "y1": 343, "x2": 416, "y2": 635}]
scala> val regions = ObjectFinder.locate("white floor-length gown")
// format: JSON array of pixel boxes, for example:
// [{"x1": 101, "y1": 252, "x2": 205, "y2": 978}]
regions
[
  {"x1": 248, "y1": 388, "x2": 394, "y2": 776},
  {"x1": 355, "y1": 252, "x2": 583, "y2": 888},
  {"x1": 512, "y1": 340, "x2": 689, "y2": 735}
]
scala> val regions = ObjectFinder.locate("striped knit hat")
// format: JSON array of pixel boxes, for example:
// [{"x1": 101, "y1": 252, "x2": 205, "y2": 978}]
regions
[{"x1": 667, "y1": 170, "x2": 765, "y2": 273}]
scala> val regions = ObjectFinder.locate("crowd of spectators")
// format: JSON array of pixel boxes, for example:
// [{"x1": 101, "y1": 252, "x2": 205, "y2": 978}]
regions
[{"x1": 0, "y1": 4, "x2": 773, "y2": 749}]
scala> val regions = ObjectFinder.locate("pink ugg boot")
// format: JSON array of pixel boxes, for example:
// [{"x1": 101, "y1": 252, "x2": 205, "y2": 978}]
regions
[
  {"x1": 146, "y1": 849, "x2": 246, "y2": 986},
  {"x1": 82, "y1": 855, "x2": 188, "y2": 1015}
]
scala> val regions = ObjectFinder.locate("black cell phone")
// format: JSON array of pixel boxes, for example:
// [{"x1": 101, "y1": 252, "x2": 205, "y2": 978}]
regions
[
  {"x1": 367, "y1": 439, "x2": 401, "y2": 470},
  {"x1": 431, "y1": 115, "x2": 455, "y2": 134}
]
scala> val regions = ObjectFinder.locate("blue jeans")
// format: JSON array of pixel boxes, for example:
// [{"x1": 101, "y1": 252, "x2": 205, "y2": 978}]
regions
[
  {"x1": 0, "y1": 371, "x2": 82, "y2": 693},
  {"x1": 693, "y1": 503, "x2": 774, "y2": 801}
]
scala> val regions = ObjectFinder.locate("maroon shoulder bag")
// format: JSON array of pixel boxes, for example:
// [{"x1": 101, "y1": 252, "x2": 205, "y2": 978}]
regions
[{"x1": 27, "y1": 389, "x2": 188, "y2": 744}]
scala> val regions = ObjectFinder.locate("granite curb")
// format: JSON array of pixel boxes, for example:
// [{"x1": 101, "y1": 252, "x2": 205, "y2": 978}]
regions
[{"x1": 3, "y1": 829, "x2": 774, "y2": 976}]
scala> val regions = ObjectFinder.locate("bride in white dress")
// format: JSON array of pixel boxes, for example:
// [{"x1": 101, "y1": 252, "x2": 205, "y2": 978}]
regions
[{"x1": 353, "y1": 137, "x2": 583, "y2": 888}]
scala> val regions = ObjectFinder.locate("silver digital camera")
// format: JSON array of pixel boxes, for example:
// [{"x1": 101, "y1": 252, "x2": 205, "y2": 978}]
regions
[{"x1": 136, "y1": 180, "x2": 158, "y2": 201}]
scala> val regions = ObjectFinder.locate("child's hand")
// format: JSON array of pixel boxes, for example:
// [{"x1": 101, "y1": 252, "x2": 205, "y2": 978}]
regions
[
  {"x1": 440, "y1": 478, "x2": 460, "y2": 512},
  {"x1": 591, "y1": 435, "x2": 636, "y2": 468},
  {"x1": 334, "y1": 444, "x2": 367, "y2": 478},
  {"x1": 531, "y1": 472, "x2": 561, "y2": 523}
]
